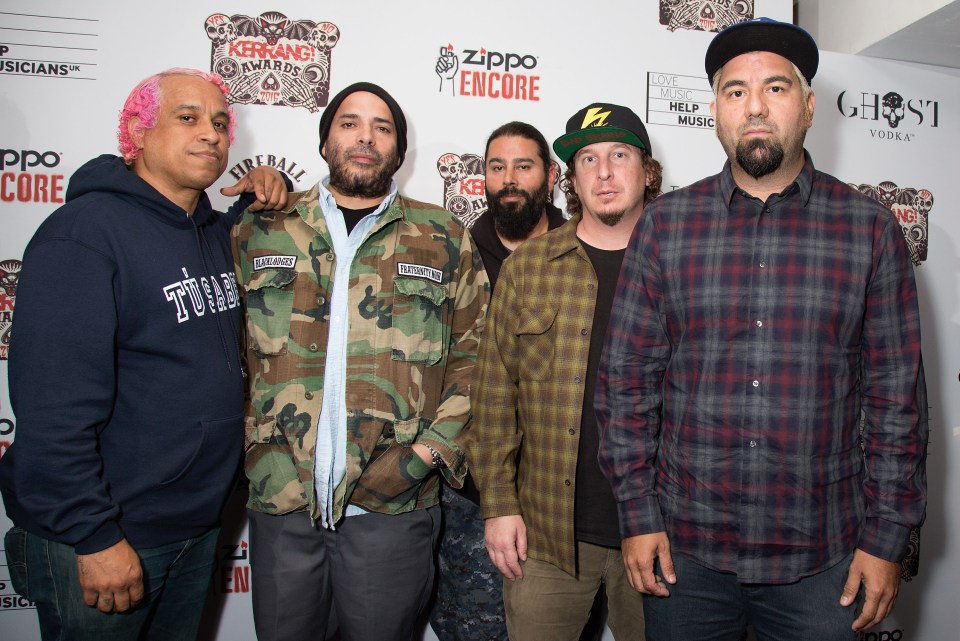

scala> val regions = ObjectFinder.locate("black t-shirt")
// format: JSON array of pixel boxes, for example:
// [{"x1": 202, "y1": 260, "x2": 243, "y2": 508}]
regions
[
  {"x1": 575, "y1": 240, "x2": 626, "y2": 548},
  {"x1": 339, "y1": 203, "x2": 379, "y2": 235}
]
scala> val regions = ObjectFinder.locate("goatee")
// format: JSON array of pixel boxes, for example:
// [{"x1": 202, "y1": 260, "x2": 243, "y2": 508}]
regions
[
  {"x1": 735, "y1": 138, "x2": 785, "y2": 179},
  {"x1": 488, "y1": 181, "x2": 549, "y2": 242},
  {"x1": 597, "y1": 211, "x2": 625, "y2": 227},
  {"x1": 327, "y1": 143, "x2": 397, "y2": 199}
]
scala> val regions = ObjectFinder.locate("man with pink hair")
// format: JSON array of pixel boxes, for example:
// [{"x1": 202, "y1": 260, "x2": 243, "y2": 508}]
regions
[{"x1": 0, "y1": 67, "x2": 287, "y2": 640}]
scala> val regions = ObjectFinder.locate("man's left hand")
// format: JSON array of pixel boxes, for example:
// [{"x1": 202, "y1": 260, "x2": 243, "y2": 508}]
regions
[
  {"x1": 220, "y1": 166, "x2": 289, "y2": 211},
  {"x1": 841, "y1": 548, "x2": 901, "y2": 632}
]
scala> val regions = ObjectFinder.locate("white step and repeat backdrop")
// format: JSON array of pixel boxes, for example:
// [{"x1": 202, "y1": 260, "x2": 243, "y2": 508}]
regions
[{"x1": 1, "y1": 2, "x2": 957, "y2": 640}]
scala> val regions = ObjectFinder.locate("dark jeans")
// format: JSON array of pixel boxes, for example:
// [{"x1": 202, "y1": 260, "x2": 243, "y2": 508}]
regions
[
  {"x1": 4, "y1": 526, "x2": 219, "y2": 641},
  {"x1": 248, "y1": 506, "x2": 440, "y2": 641},
  {"x1": 644, "y1": 552, "x2": 863, "y2": 641}
]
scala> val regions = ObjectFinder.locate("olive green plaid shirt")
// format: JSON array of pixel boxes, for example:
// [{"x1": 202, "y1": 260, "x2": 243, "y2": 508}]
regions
[{"x1": 469, "y1": 213, "x2": 600, "y2": 576}]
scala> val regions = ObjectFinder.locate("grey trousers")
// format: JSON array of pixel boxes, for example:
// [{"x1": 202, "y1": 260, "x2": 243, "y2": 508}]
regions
[{"x1": 248, "y1": 506, "x2": 440, "y2": 641}]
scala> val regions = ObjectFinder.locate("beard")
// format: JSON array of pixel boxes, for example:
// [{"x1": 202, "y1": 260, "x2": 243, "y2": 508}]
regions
[
  {"x1": 327, "y1": 142, "x2": 397, "y2": 199},
  {"x1": 487, "y1": 180, "x2": 550, "y2": 242},
  {"x1": 596, "y1": 211, "x2": 626, "y2": 227},
  {"x1": 735, "y1": 137, "x2": 785, "y2": 179}
]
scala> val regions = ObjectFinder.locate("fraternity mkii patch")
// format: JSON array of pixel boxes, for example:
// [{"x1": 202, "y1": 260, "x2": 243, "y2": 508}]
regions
[
  {"x1": 398, "y1": 262, "x2": 443, "y2": 284},
  {"x1": 253, "y1": 255, "x2": 297, "y2": 271}
]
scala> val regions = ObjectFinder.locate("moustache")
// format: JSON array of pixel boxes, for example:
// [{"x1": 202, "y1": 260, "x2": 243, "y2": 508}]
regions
[
  {"x1": 347, "y1": 145, "x2": 383, "y2": 162},
  {"x1": 495, "y1": 187, "x2": 529, "y2": 199}
]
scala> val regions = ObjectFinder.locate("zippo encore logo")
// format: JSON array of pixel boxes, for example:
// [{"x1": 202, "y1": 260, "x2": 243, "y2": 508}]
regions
[
  {"x1": 1, "y1": 149, "x2": 65, "y2": 204},
  {"x1": 435, "y1": 44, "x2": 541, "y2": 101}
]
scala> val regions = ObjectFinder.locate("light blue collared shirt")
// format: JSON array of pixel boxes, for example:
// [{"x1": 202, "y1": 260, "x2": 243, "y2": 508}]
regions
[{"x1": 313, "y1": 178, "x2": 399, "y2": 529}]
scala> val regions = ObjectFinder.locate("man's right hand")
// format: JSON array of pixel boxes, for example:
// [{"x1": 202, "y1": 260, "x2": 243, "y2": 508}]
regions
[
  {"x1": 485, "y1": 515, "x2": 527, "y2": 580},
  {"x1": 76, "y1": 538, "x2": 144, "y2": 613},
  {"x1": 622, "y1": 531, "x2": 676, "y2": 597}
]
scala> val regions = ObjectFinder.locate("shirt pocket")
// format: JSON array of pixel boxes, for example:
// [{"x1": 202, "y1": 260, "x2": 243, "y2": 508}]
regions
[
  {"x1": 391, "y1": 276, "x2": 448, "y2": 365},
  {"x1": 243, "y1": 269, "x2": 296, "y2": 356},
  {"x1": 516, "y1": 305, "x2": 558, "y2": 381}
]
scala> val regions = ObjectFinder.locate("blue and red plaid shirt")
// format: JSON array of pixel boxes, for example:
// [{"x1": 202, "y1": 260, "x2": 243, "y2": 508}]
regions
[{"x1": 596, "y1": 154, "x2": 927, "y2": 583}]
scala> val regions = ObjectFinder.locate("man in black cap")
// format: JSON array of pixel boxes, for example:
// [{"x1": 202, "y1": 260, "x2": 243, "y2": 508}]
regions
[
  {"x1": 596, "y1": 17, "x2": 927, "y2": 640},
  {"x1": 469, "y1": 103, "x2": 662, "y2": 640},
  {"x1": 233, "y1": 82, "x2": 489, "y2": 641}
]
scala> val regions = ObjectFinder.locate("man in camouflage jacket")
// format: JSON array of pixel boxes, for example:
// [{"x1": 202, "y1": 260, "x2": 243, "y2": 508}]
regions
[{"x1": 232, "y1": 82, "x2": 488, "y2": 641}]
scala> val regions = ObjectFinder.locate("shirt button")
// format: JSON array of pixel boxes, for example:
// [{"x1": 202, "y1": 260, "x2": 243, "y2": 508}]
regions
[
  {"x1": 750, "y1": 440, "x2": 758, "y2": 448},
  {"x1": 752, "y1": 380, "x2": 759, "y2": 387},
  {"x1": 564, "y1": 479, "x2": 571, "y2": 486},
  {"x1": 568, "y1": 428, "x2": 576, "y2": 435},
  {"x1": 580, "y1": 328, "x2": 588, "y2": 336},
  {"x1": 317, "y1": 295, "x2": 326, "y2": 305},
  {"x1": 574, "y1": 376, "x2": 582, "y2": 383},
  {"x1": 587, "y1": 283, "x2": 595, "y2": 290},
  {"x1": 309, "y1": 343, "x2": 319, "y2": 352},
  {"x1": 759, "y1": 261, "x2": 766, "y2": 268},
  {"x1": 305, "y1": 391, "x2": 314, "y2": 400},
  {"x1": 755, "y1": 320, "x2": 763, "y2": 328},
  {"x1": 325, "y1": 253, "x2": 334, "y2": 262}
]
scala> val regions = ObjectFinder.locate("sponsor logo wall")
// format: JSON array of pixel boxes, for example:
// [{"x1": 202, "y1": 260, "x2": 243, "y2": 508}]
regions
[{"x1": 1, "y1": 2, "x2": 957, "y2": 640}]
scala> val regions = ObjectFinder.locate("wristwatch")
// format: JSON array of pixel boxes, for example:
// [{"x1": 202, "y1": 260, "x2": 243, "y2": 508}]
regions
[{"x1": 423, "y1": 444, "x2": 445, "y2": 469}]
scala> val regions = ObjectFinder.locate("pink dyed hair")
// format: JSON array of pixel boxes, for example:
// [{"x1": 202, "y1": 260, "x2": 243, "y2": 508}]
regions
[{"x1": 117, "y1": 67, "x2": 236, "y2": 163}]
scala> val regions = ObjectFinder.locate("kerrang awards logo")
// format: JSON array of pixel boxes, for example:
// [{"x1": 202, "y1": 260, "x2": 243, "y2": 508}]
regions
[
  {"x1": 435, "y1": 45, "x2": 541, "y2": 102},
  {"x1": 204, "y1": 12, "x2": 339, "y2": 112},
  {"x1": 850, "y1": 181, "x2": 933, "y2": 265},
  {"x1": 0, "y1": 259, "x2": 21, "y2": 360},
  {"x1": 437, "y1": 153, "x2": 486, "y2": 226},
  {"x1": 659, "y1": 0, "x2": 754, "y2": 32}
]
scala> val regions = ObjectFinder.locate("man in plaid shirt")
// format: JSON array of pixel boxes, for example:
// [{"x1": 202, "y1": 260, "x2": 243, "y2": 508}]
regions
[
  {"x1": 596, "y1": 18, "x2": 927, "y2": 641},
  {"x1": 470, "y1": 104, "x2": 663, "y2": 640}
]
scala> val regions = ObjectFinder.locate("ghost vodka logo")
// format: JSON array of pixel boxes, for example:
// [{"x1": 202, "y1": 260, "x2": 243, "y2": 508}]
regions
[{"x1": 837, "y1": 90, "x2": 940, "y2": 142}]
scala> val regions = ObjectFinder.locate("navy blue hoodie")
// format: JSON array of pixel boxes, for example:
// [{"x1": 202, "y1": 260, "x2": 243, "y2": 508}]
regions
[{"x1": 0, "y1": 154, "x2": 245, "y2": 554}]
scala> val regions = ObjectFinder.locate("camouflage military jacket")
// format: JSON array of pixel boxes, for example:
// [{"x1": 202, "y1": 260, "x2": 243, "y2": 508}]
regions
[{"x1": 233, "y1": 184, "x2": 488, "y2": 523}]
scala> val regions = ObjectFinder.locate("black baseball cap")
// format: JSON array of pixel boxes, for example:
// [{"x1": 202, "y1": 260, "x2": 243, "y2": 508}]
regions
[
  {"x1": 704, "y1": 17, "x2": 819, "y2": 86},
  {"x1": 552, "y1": 103, "x2": 652, "y2": 163}
]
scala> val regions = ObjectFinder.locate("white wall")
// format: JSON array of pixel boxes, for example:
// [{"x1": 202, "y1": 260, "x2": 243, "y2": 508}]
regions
[{"x1": 1, "y1": 2, "x2": 957, "y2": 640}]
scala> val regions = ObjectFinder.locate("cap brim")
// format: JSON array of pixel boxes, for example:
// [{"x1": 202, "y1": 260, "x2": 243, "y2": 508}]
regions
[{"x1": 552, "y1": 127, "x2": 647, "y2": 163}]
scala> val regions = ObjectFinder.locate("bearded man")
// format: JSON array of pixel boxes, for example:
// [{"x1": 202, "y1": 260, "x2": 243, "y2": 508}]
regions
[
  {"x1": 470, "y1": 105, "x2": 662, "y2": 641},
  {"x1": 232, "y1": 82, "x2": 489, "y2": 641}
]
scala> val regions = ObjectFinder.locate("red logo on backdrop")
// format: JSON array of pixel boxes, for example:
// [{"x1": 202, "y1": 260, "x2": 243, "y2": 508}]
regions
[
  {"x1": 1, "y1": 149, "x2": 65, "y2": 205},
  {"x1": 436, "y1": 44, "x2": 541, "y2": 101},
  {"x1": 659, "y1": 0, "x2": 754, "y2": 32},
  {"x1": 850, "y1": 181, "x2": 933, "y2": 265},
  {"x1": 217, "y1": 540, "x2": 250, "y2": 594},
  {"x1": 437, "y1": 153, "x2": 486, "y2": 227},
  {"x1": 0, "y1": 417, "x2": 13, "y2": 460},
  {"x1": 205, "y1": 12, "x2": 339, "y2": 112},
  {"x1": 0, "y1": 259, "x2": 21, "y2": 360}
]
